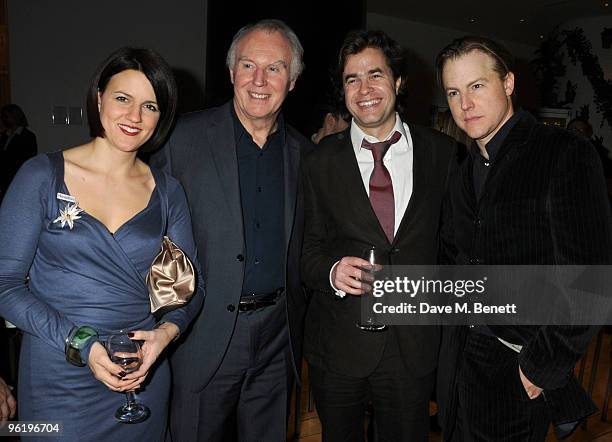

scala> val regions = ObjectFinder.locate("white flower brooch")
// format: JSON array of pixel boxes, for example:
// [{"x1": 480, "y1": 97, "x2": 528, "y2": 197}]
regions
[{"x1": 53, "y1": 203, "x2": 84, "y2": 229}]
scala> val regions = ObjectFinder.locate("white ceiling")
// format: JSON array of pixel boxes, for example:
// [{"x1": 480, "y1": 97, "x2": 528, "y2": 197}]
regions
[{"x1": 368, "y1": 0, "x2": 611, "y2": 45}]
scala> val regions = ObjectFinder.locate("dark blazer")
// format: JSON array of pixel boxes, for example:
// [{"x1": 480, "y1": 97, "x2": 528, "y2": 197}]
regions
[
  {"x1": 0, "y1": 127, "x2": 37, "y2": 194},
  {"x1": 151, "y1": 101, "x2": 313, "y2": 391},
  {"x1": 437, "y1": 111, "x2": 612, "y2": 436},
  {"x1": 301, "y1": 125, "x2": 456, "y2": 378}
]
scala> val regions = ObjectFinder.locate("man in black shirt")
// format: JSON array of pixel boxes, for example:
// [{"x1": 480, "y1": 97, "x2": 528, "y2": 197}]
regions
[
  {"x1": 435, "y1": 36, "x2": 612, "y2": 441},
  {"x1": 152, "y1": 19, "x2": 312, "y2": 441}
]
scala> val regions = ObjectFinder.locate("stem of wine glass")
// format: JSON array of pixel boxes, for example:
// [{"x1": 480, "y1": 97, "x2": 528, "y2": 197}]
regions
[{"x1": 124, "y1": 391, "x2": 136, "y2": 411}]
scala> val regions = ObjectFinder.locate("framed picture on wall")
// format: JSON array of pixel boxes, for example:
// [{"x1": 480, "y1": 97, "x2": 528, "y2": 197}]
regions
[{"x1": 537, "y1": 108, "x2": 572, "y2": 128}]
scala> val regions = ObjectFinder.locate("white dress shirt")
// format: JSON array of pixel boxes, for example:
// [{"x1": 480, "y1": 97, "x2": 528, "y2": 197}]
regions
[{"x1": 330, "y1": 113, "x2": 414, "y2": 296}]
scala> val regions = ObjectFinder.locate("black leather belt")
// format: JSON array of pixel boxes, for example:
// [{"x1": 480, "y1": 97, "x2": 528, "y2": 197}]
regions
[{"x1": 238, "y1": 288, "x2": 284, "y2": 312}]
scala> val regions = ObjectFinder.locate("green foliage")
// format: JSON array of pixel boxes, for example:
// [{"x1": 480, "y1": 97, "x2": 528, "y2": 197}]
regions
[
  {"x1": 563, "y1": 28, "x2": 612, "y2": 130},
  {"x1": 531, "y1": 28, "x2": 566, "y2": 107},
  {"x1": 532, "y1": 27, "x2": 612, "y2": 133}
]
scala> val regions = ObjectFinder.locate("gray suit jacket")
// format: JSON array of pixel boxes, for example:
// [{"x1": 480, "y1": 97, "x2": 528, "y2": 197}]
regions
[{"x1": 151, "y1": 101, "x2": 313, "y2": 392}]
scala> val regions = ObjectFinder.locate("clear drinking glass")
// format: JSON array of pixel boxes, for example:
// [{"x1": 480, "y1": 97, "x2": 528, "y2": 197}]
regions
[
  {"x1": 356, "y1": 246, "x2": 387, "y2": 331},
  {"x1": 106, "y1": 331, "x2": 150, "y2": 423}
]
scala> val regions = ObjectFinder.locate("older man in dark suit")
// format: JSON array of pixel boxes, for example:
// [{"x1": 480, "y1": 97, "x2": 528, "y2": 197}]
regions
[
  {"x1": 301, "y1": 30, "x2": 456, "y2": 441},
  {"x1": 436, "y1": 36, "x2": 612, "y2": 441},
  {"x1": 151, "y1": 19, "x2": 312, "y2": 442}
]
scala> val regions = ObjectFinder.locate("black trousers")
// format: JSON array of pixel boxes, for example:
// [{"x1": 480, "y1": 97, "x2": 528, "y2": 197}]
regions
[
  {"x1": 450, "y1": 332, "x2": 550, "y2": 442},
  {"x1": 310, "y1": 333, "x2": 433, "y2": 442},
  {"x1": 169, "y1": 298, "x2": 292, "y2": 442}
]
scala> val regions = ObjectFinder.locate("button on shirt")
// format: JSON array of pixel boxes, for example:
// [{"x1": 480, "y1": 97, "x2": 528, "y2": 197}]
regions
[
  {"x1": 471, "y1": 111, "x2": 521, "y2": 199},
  {"x1": 233, "y1": 110, "x2": 285, "y2": 295},
  {"x1": 330, "y1": 113, "x2": 414, "y2": 295}
]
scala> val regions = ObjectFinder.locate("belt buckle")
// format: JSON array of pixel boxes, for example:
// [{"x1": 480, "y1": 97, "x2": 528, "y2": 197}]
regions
[{"x1": 238, "y1": 297, "x2": 258, "y2": 312}]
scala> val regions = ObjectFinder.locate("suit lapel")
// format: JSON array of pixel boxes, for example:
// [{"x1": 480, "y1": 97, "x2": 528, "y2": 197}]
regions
[
  {"x1": 464, "y1": 153, "x2": 477, "y2": 209},
  {"x1": 206, "y1": 103, "x2": 243, "y2": 233},
  {"x1": 478, "y1": 112, "x2": 533, "y2": 203},
  {"x1": 335, "y1": 132, "x2": 389, "y2": 244},
  {"x1": 283, "y1": 133, "x2": 299, "y2": 251},
  {"x1": 393, "y1": 126, "x2": 431, "y2": 243}
]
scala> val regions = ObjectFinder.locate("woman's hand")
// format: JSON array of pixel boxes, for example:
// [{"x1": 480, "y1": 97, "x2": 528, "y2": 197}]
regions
[
  {"x1": 0, "y1": 376, "x2": 16, "y2": 427},
  {"x1": 122, "y1": 322, "x2": 179, "y2": 383},
  {"x1": 87, "y1": 341, "x2": 143, "y2": 392}
]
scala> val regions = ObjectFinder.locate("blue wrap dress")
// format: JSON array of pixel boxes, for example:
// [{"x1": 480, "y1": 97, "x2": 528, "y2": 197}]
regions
[{"x1": 0, "y1": 151, "x2": 205, "y2": 441}]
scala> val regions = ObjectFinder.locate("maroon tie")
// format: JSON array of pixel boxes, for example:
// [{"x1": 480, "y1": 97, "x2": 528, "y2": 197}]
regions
[{"x1": 361, "y1": 131, "x2": 402, "y2": 242}]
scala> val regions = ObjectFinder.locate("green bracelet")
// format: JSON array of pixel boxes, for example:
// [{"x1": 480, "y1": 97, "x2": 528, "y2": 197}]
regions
[{"x1": 65, "y1": 326, "x2": 99, "y2": 367}]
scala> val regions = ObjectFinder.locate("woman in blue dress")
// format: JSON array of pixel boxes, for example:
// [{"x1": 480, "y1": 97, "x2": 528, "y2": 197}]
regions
[{"x1": 0, "y1": 47, "x2": 204, "y2": 441}]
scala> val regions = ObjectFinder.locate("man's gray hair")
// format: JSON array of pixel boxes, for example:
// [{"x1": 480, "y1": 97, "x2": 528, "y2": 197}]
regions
[{"x1": 226, "y1": 19, "x2": 304, "y2": 81}]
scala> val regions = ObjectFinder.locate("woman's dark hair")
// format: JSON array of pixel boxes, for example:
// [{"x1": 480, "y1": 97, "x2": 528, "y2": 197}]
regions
[
  {"x1": 336, "y1": 30, "x2": 406, "y2": 114},
  {"x1": 86, "y1": 47, "x2": 177, "y2": 152}
]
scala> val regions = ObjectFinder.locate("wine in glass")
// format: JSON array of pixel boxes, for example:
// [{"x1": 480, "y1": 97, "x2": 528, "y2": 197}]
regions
[
  {"x1": 106, "y1": 331, "x2": 150, "y2": 424},
  {"x1": 356, "y1": 246, "x2": 387, "y2": 331}
]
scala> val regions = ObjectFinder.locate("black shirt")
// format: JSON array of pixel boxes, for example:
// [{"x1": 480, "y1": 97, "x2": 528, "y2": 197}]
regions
[
  {"x1": 232, "y1": 107, "x2": 285, "y2": 295},
  {"x1": 468, "y1": 110, "x2": 522, "y2": 337},
  {"x1": 471, "y1": 110, "x2": 522, "y2": 199}
]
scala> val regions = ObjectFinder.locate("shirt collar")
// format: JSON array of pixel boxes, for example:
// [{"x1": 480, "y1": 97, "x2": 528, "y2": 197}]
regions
[
  {"x1": 350, "y1": 113, "x2": 409, "y2": 157},
  {"x1": 470, "y1": 110, "x2": 522, "y2": 162},
  {"x1": 231, "y1": 105, "x2": 286, "y2": 147}
]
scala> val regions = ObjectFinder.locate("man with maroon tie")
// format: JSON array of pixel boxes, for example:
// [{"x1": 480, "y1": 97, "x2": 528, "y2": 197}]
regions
[{"x1": 301, "y1": 29, "x2": 457, "y2": 441}]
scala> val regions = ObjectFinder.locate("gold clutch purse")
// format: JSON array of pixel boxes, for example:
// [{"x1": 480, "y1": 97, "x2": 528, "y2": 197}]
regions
[{"x1": 147, "y1": 236, "x2": 196, "y2": 313}]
